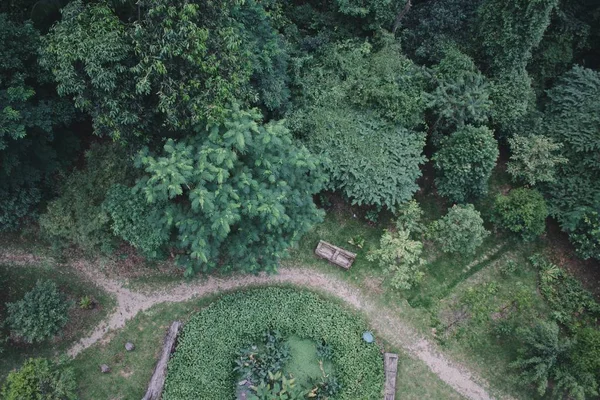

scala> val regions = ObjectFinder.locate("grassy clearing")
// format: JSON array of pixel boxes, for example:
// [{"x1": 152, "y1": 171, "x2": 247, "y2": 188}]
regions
[{"x1": 0, "y1": 262, "x2": 115, "y2": 381}]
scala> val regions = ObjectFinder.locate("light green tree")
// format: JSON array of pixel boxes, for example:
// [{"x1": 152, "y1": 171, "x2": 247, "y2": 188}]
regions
[
  {"x1": 428, "y1": 204, "x2": 489, "y2": 255},
  {"x1": 433, "y1": 125, "x2": 498, "y2": 203},
  {"x1": 367, "y1": 228, "x2": 425, "y2": 290},
  {"x1": 507, "y1": 134, "x2": 567, "y2": 186}
]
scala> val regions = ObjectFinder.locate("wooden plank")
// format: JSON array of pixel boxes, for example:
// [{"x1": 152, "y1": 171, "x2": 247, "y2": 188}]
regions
[
  {"x1": 384, "y1": 353, "x2": 399, "y2": 400},
  {"x1": 142, "y1": 321, "x2": 183, "y2": 400},
  {"x1": 315, "y1": 240, "x2": 356, "y2": 269}
]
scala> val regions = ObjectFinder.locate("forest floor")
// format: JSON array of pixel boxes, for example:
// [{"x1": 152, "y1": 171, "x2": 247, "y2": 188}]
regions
[{"x1": 0, "y1": 249, "x2": 497, "y2": 400}]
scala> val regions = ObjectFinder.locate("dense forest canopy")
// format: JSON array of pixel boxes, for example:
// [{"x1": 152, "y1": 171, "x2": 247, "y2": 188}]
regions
[{"x1": 1, "y1": 0, "x2": 599, "y2": 268}]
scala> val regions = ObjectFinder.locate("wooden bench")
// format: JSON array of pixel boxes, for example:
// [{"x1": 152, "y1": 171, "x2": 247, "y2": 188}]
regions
[
  {"x1": 315, "y1": 240, "x2": 357, "y2": 269},
  {"x1": 384, "y1": 353, "x2": 399, "y2": 400}
]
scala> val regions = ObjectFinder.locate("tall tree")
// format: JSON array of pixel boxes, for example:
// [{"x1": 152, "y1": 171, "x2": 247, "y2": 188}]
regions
[
  {"x1": 477, "y1": 0, "x2": 558, "y2": 72},
  {"x1": 0, "y1": 14, "x2": 76, "y2": 231},
  {"x1": 134, "y1": 106, "x2": 325, "y2": 275},
  {"x1": 543, "y1": 66, "x2": 600, "y2": 260},
  {"x1": 433, "y1": 125, "x2": 498, "y2": 203}
]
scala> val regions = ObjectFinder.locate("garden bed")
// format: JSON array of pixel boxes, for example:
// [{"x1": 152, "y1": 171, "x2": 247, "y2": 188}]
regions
[{"x1": 162, "y1": 287, "x2": 384, "y2": 399}]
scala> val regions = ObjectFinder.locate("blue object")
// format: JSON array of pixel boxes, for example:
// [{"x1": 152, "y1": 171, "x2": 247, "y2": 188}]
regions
[{"x1": 362, "y1": 331, "x2": 374, "y2": 343}]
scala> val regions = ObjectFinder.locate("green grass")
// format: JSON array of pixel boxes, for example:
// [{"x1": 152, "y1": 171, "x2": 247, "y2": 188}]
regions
[
  {"x1": 284, "y1": 336, "x2": 332, "y2": 387},
  {"x1": 0, "y1": 262, "x2": 115, "y2": 381}
]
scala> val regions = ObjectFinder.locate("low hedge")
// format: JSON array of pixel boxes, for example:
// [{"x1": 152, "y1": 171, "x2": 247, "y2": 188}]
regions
[{"x1": 162, "y1": 287, "x2": 384, "y2": 399}]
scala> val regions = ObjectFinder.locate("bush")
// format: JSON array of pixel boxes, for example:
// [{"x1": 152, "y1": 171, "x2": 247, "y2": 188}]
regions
[
  {"x1": 433, "y1": 125, "x2": 498, "y2": 203},
  {"x1": 39, "y1": 143, "x2": 136, "y2": 252},
  {"x1": 162, "y1": 287, "x2": 383, "y2": 399},
  {"x1": 507, "y1": 134, "x2": 567, "y2": 186},
  {"x1": 103, "y1": 184, "x2": 169, "y2": 258},
  {"x1": 395, "y1": 199, "x2": 424, "y2": 234},
  {"x1": 428, "y1": 204, "x2": 489, "y2": 255},
  {"x1": 5, "y1": 280, "x2": 71, "y2": 343},
  {"x1": 492, "y1": 188, "x2": 548, "y2": 240},
  {"x1": 1, "y1": 357, "x2": 76, "y2": 400},
  {"x1": 367, "y1": 229, "x2": 425, "y2": 290}
]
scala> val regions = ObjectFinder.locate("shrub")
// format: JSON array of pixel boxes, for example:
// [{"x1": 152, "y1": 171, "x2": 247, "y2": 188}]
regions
[
  {"x1": 1, "y1": 358, "x2": 76, "y2": 400},
  {"x1": 530, "y1": 255, "x2": 600, "y2": 329},
  {"x1": 39, "y1": 143, "x2": 136, "y2": 252},
  {"x1": 492, "y1": 188, "x2": 548, "y2": 240},
  {"x1": 103, "y1": 184, "x2": 169, "y2": 258},
  {"x1": 234, "y1": 330, "x2": 291, "y2": 384},
  {"x1": 162, "y1": 288, "x2": 383, "y2": 399},
  {"x1": 433, "y1": 125, "x2": 498, "y2": 203},
  {"x1": 395, "y1": 199, "x2": 424, "y2": 234},
  {"x1": 428, "y1": 204, "x2": 489, "y2": 255},
  {"x1": 367, "y1": 229, "x2": 425, "y2": 290},
  {"x1": 5, "y1": 280, "x2": 71, "y2": 343}
]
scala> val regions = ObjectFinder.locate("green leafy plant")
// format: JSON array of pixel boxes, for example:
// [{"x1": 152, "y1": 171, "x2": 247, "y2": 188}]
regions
[
  {"x1": 364, "y1": 209, "x2": 380, "y2": 224},
  {"x1": 234, "y1": 330, "x2": 291, "y2": 384},
  {"x1": 395, "y1": 199, "x2": 424, "y2": 234},
  {"x1": 249, "y1": 371, "x2": 306, "y2": 400},
  {"x1": 492, "y1": 188, "x2": 548, "y2": 240},
  {"x1": 367, "y1": 229, "x2": 425, "y2": 290},
  {"x1": 79, "y1": 295, "x2": 93, "y2": 310},
  {"x1": 1, "y1": 357, "x2": 77, "y2": 400},
  {"x1": 347, "y1": 235, "x2": 365, "y2": 249},
  {"x1": 433, "y1": 125, "x2": 498, "y2": 203},
  {"x1": 316, "y1": 341, "x2": 333, "y2": 361},
  {"x1": 428, "y1": 204, "x2": 489, "y2": 255},
  {"x1": 5, "y1": 280, "x2": 71, "y2": 344}
]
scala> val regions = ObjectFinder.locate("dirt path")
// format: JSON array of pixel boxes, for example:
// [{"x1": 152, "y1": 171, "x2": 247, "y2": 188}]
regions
[{"x1": 54, "y1": 261, "x2": 496, "y2": 400}]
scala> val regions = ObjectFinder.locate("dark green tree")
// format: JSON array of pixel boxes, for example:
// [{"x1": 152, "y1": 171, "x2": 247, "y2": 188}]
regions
[
  {"x1": 543, "y1": 66, "x2": 600, "y2": 260},
  {"x1": 493, "y1": 188, "x2": 548, "y2": 241},
  {"x1": 428, "y1": 204, "x2": 489, "y2": 255},
  {"x1": 0, "y1": 13, "x2": 76, "y2": 231},
  {"x1": 135, "y1": 106, "x2": 325, "y2": 275},
  {"x1": 477, "y1": 0, "x2": 558, "y2": 72},
  {"x1": 433, "y1": 125, "x2": 498, "y2": 203}
]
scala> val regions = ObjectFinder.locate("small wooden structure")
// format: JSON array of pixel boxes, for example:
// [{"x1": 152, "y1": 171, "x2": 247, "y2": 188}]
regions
[
  {"x1": 142, "y1": 321, "x2": 183, "y2": 400},
  {"x1": 384, "y1": 353, "x2": 399, "y2": 400},
  {"x1": 315, "y1": 240, "x2": 357, "y2": 269}
]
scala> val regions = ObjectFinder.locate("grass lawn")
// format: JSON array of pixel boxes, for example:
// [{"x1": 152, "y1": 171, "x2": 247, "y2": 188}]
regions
[{"x1": 0, "y1": 262, "x2": 115, "y2": 381}]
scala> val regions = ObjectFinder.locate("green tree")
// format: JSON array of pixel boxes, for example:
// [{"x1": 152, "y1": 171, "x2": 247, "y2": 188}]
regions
[
  {"x1": 428, "y1": 204, "x2": 489, "y2": 255},
  {"x1": 543, "y1": 66, "x2": 600, "y2": 260},
  {"x1": 507, "y1": 134, "x2": 568, "y2": 186},
  {"x1": 0, "y1": 14, "x2": 76, "y2": 231},
  {"x1": 288, "y1": 38, "x2": 427, "y2": 209},
  {"x1": 367, "y1": 228, "x2": 425, "y2": 290},
  {"x1": 5, "y1": 280, "x2": 71, "y2": 344},
  {"x1": 488, "y1": 69, "x2": 536, "y2": 136},
  {"x1": 512, "y1": 321, "x2": 598, "y2": 399},
  {"x1": 477, "y1": 0, "x2": 558, "y2": 72},
  {"x1": 135, "y1": 106, "x2": 325, "y2": 275},
  {"x1": 395, "y1": 199, "x2": 424, "y2": 234},
  {"x1": 493, "y1": 188, "x2": 548, "y2": 240},
  {"x1": 41, "y1": 0, "x2": 288, "y2": 141},
  {"x1": 1, "y1": 358, "x2": 76, "y2": 400},
  {"x1": 433, "y1": 125, "x2": 498, "y2": 203},
  {"x1": 427, "y1": 46, "x2": 491, "y2": 132}
]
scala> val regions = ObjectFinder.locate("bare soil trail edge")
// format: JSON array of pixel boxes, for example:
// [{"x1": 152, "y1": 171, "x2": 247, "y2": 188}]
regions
[{"x1": 65, "y1": 264, "x2": 501, "y2": 400}]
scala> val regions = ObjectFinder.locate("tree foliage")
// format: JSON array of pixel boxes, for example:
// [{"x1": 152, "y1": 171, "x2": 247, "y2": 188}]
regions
[
  {"x1": 135, "y1": 106, "x2": 325, "y2": 275},
  {"x1": 367, "y1": 228, "x2": 425, "y2": 290},
  {"x1": 288, "y1": 38, "x2": 427, "y2": 208},
  {"x1": 428, "y1": 204, "x2": 489, "y2": 255},
  {"x1": 0, "y1": 13, "x2": 76, "y2": 231},
  {"x1": 507, "y1": 134, "x2": 567, "y2": 186},
  {"x1": 543, "y1": 66, "x2": 600, "y2": 260},
  {"x1": 433, "y1": 125, "x2": 498, "y2": 203},
  {"x1": 478, "y1": 0, "x2": 558, "y2": 72},
  {"x1": 493, "y1": 188, "x2": 548, "y2": 240},
  {"x1": 1, "y1": 358, "x2": 76, "y2": 400}
]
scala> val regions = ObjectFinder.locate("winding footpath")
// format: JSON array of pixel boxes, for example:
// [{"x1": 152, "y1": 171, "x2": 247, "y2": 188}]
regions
[{"x1": 2, "y1": 253, "x2": 499, "y2": 400}]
